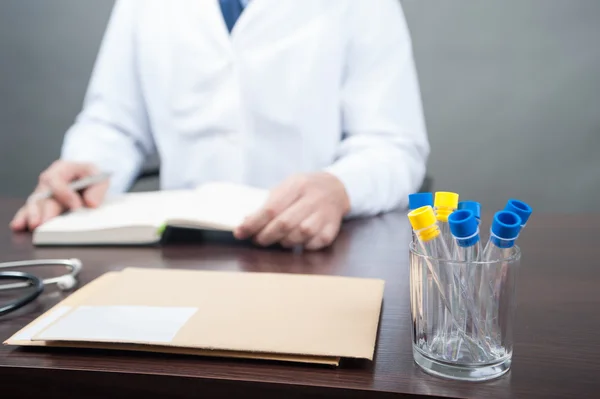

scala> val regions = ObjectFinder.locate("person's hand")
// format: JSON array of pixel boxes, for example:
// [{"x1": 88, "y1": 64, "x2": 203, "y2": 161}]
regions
[
  {"x1": 10, "y1": 160, "x2": 109, "y2": 232},
  {"x1": 233, "y1": 172, "x2": 350, "y2": 251}
]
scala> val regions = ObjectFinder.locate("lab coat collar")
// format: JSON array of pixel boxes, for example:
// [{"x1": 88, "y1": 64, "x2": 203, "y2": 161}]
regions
[
  {"x1": 199, "y1": 0, "x2": 263, "y2": 50},
  {"x1": 228, "y1": 0, "x2": 261, "y2": 39}
]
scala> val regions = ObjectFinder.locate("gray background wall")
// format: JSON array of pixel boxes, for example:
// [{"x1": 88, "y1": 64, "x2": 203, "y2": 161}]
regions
[{"x1": 1, "y1": 0, "x2": 599, "y2": 213}]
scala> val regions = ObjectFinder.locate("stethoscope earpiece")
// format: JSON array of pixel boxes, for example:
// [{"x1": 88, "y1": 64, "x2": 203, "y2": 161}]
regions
[{"x1": 56, "y1": 274, "x2": 78, "y2": 291}]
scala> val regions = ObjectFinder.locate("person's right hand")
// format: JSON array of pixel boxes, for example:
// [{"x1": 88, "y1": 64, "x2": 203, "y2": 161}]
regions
[{"x1": 10, "y1": 160, "x2": 109, "y2": 232}]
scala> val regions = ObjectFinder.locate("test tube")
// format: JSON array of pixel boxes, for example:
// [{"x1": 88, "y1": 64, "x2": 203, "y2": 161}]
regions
[
  {"x1": 409, "y1": 205, "x2": 452, "y2": 261},
  {"x1": 504, "y1": 199, "x2": 532, "y2": 229},
  {"x1": 481, "y1": 211, "x2": 522, "y2": 262},
  {"x1": 481, "y1": 211, "x2": 522, "y2": 349},
  {"x1": 409, "y1": 206, "x2": 491, "y2": 361},
  {"x1": 409, "y1": 205, "x2": 453, "y2": 357},
  {"x1": 434, "y1": 192, "x2": 459, "y2": 254},
  {"x1": 409, "y1": 192, "x2": 434, "y2": 210},
  {"x1": 456, "y1": 201, "x2": 484, "y2": 346},
  {"x1": 449, "y1": 209, "x2": 482, "y2": 262},
  {"x1": 408, "y1": 193, "x2": 434, "y2": 245},
  {"x1": 448, "y1": 209, "x2": 485, "y2": 358},
  {"x1": 458, "y1": 201, "x2": 481, "y2": 225}
]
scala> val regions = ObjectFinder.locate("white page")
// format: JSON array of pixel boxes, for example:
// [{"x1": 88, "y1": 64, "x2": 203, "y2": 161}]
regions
[
  {"x1": 35, "y1": 305, "x2": 197, "y2": 344},
  {"x1": 35, "y1": 190, "x2": 195, "y2": 233},
  {"x1": 167, "y1": 182, "x2": 269, "y2": 229}
]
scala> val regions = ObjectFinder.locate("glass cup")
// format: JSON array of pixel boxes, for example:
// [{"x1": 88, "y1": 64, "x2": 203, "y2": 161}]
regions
[{"x1": 409, "y1": 242, "x2": 521, "y2": 382}]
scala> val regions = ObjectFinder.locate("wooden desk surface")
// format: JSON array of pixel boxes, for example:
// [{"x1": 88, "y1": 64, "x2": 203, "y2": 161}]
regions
[{"x1": 0, "y1": 198, "x2": 598, "y2": 398}]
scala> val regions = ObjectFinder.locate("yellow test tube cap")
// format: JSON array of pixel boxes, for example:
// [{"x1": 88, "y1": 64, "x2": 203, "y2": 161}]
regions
[
  {"x1": 434, "y1": 192, "x2": 459, "y2": 222},
  {"x1": 408, "y1": 205, "x2": 437, "y2": 231},
  {"x1": 434, "y1": 191, "x2": 459, "y2": 210}
]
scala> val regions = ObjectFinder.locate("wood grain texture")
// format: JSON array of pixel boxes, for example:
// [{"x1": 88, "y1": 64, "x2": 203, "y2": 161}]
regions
[{"x1": 0, "y1": 197, "x2": 599, "y2": 398}]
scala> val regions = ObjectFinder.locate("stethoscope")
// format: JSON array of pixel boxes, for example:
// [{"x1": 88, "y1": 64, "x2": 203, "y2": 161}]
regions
[{"x1": 0, "y1": 258, "x2": 82, "y2": 316}]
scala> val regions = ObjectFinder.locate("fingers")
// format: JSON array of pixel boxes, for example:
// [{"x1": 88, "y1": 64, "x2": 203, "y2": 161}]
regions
[
  {"x1": 234, "y1": 185, "x2": 301, "y2": 240},
  {"x1": 10, "y1": 197, "x2": 66, "y2": 231},
  {"x1": 9, "y1": 207, "x2": 27, "y2": 231},
  {"x1": 280, "y1": 212, "x2": 322, "y2": 248},
  {"x1": 25, "y1": 196, "x2": 43, "y2": 230},
  {"x1": 83, "y1": 180, "x2": 109, "y2": 207},
  {"x1": 9, "y1": 161, "x2": 105, "y2": 232},
  {"x1": 37, "y1": 160, "x2": 107, "y2": 210},
  {"x1": 25, "y1": 187, "x2": 61, "y2": 230},
  {"x1": 233, "y1": 173, "x2": 345, "y2": 250},
  {"x1": 305, "y1": 221, "x2": 340, "y2": 251},
  {"x1": 44, "y1": 178, "x2": 83, "y2": 210},
  {"x1": 252, "y1": 198, "x2": 315, "y2": 247},
  {"x1": 279, "y1": 214, "x2": 340, "y2": 251},
  {"x1": 41, "y1": 199, "x2": 63, "y2": 223}
]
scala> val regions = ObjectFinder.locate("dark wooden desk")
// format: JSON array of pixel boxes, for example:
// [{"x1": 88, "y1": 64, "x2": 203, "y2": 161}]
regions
[{"x1": 0, "y1": 198, "x2": 598, "y2": 398}]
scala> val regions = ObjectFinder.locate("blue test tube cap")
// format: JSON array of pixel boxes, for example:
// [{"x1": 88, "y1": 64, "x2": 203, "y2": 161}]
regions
[
  {"x1": 448, "y1": 209, "x2": 480, "y2": 247},
  {"x1": 504, "y1": 199, "x2": 532, "y2": 226},
  {"x1": 458, "y1": 200, "x2": 481, "y2": 221},
  {"x1": 491, "y1": 210, "x2": 522, "y2": 248},
  {"x1": 408, "y1": 192, "x2": 434, "y2": 210}
]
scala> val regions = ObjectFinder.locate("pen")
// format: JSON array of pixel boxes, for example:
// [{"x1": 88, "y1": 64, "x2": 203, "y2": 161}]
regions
[{"x1": 27, "y1": 172, "x2": 111, "y2": 203}]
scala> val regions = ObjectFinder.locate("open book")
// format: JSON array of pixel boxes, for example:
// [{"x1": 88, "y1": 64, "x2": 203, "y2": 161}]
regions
[{"x1": 32, "y1": 182, "x2": 270, "y2": 246}]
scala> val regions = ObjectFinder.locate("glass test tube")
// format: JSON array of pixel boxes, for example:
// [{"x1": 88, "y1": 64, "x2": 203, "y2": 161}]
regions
[
  {"x1": 408, "y1": 192, "x2": 434, "y2": 245},
  {"x1": 481, "y1": 210, "x2": 522, "y2": 352},
  {"x1": 434, "y1": 192, "x2": 459, "y2": 255},
  {"x1": 408, "y1": 206, "x2": 489, "y2": 362}
]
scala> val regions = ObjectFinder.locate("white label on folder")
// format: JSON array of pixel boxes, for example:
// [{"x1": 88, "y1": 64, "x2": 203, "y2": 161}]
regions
[
  {"x1": 12, "y1": 305, "x2": 72, "y2": 341},
  {"x1": 34, "y1": 305, "x2": 197, "y2": 344}
]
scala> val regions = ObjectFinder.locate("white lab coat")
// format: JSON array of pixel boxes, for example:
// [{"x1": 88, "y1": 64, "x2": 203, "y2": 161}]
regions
[{"x1": 60, "y1": 0, "x2": 430, "y2": 218}]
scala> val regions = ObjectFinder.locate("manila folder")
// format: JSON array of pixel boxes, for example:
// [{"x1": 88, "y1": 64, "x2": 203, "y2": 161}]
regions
[{"x1": 6, "y1": 268, "x2": 385, "y2": 365}]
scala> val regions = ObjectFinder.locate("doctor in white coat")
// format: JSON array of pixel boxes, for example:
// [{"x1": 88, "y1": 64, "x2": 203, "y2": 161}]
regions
[{"x1": 11, "y1": 0, "x2": 430, "y2": 250}]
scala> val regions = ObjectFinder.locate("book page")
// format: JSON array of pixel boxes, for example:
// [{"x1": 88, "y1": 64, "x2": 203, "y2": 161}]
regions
[
  {"x1": 167, "y1": 182, "x2": 269, "y2": 230},
  {"x1": 35, "y1": 190, "x2": 194, "y2": 233}
]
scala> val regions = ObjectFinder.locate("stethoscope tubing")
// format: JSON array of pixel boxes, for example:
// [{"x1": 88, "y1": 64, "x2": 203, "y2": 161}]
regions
[
  {"x1": 0, "y1": 271, "x2": 44, "y2": 316},
  {"x1": 0, "y1": 258, "x2": 82, "y2": 316},
  {"x1": 0, "y1": 258, "x2": 82, "y2": 291}
]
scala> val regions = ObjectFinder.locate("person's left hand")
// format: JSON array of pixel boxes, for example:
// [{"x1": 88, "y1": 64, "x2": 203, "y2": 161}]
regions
[{"x1": 233, "y1": 172, "x2": 350, "y2": 251}]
